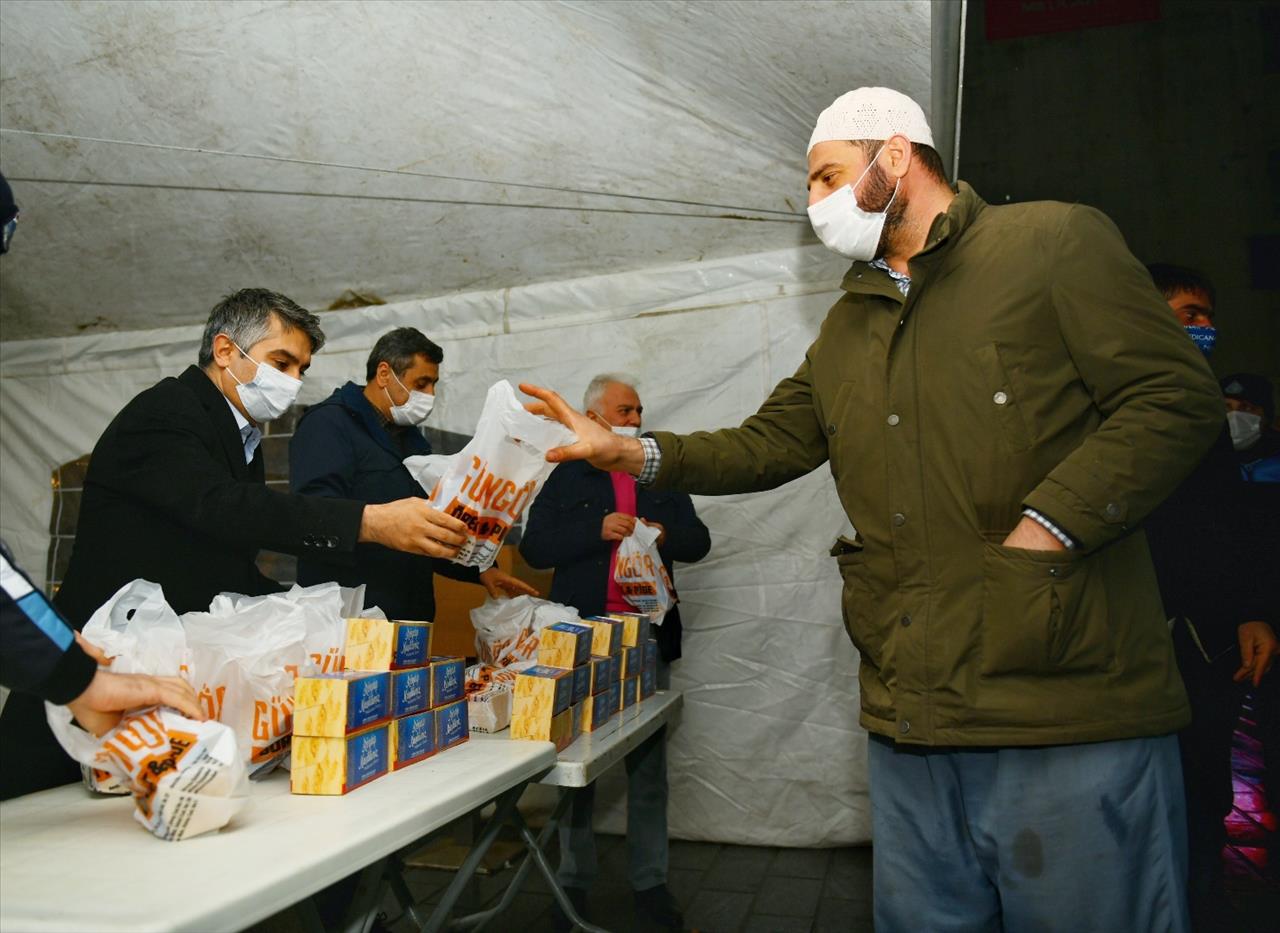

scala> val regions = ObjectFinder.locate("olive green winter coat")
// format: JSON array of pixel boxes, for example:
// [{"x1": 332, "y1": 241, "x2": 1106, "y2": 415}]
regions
[{"x1": 650, "y1": 183, "x2": 1223, "y2": 746}]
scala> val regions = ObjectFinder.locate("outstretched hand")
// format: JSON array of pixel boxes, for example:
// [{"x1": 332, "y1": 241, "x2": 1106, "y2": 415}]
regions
[{"x1": 519, "y1": 384, "x2": 647, "y2": 475}]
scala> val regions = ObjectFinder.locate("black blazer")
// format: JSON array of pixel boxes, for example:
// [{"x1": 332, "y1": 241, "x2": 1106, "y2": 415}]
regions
[
  {"x1": 53, "y1": 365, "x2": 365, "y2": 624},
  {"x1": 519, "y1": 459, "x2": 711, "y2": 662},
  {"x1": 0, "y1": 366, "x2": 367, "y2": 801},
  {"x1": 289, "y1": 382, "x2": 478, "y2": 621}
]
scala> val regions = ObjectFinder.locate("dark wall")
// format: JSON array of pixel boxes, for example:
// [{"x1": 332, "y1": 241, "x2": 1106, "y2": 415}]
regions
[{"x1": 960, "y1": 0, "x2": 1280, "y2": 382}]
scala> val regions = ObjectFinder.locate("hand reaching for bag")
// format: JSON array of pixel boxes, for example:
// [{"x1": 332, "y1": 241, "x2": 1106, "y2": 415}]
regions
[
  {"x1": 479, "y1": 567, "x2": 539, "y2": 599},
  {"x1": 67, "y1": 635, "x2": 206, "y2": 737},
  {"x1": 602, "y1": 512, "x2": 637, "y2": 541},
  {"x1": 520, "y1": 384, "x2": 648, "y2": 475}
]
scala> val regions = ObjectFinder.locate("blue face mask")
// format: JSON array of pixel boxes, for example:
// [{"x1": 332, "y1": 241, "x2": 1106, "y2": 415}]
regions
[{"x1": 1184, "y1": 325, "x2": 1217, "y2": 357}]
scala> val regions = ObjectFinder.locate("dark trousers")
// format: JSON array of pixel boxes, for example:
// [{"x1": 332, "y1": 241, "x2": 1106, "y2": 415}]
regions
[{"x1": 1172, "y1": 620, "x2": 1245, "y2": 920}]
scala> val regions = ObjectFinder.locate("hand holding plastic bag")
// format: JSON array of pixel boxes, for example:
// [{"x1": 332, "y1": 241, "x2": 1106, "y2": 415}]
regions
[
  {"x1": 46, "y1": 703, "x2": 248, "y2": 841},
  {"x1": 405, "y1": 380, "x2": 576, "y2": 570},
  {"x1": 614, "y1": 522, "x2": 676, "y2": 620}
]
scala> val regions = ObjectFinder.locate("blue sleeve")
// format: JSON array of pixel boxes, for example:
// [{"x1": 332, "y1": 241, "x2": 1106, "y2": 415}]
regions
[{"x1": 0, "y1": 548, "x2": 98, "y2": 704}]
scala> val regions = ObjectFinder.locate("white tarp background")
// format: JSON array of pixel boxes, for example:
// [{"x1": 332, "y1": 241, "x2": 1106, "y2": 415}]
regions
[
  {"x1": 0, "y1": 0, "x2": 945, "y2": 845},
  {"x1": 0, "y1": 243, "x2": 871, "y2": 844}
]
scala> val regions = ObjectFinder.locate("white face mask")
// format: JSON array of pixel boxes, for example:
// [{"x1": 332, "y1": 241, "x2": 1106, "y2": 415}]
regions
[
  {"x1": 386, "y1": 372, "x2": 435, "y2": 426},
  {"x1": 611, "y1": 425, "x2": 640, "y2": 438},
  {"x1": 806, "y1": 146, "x2": 898, "y2": 261},
  {"x1": 1227, "y1": 409, "x2": 1263, "y2": 451},
  {"x1": 226, "y1": 339, "x2": 302, "y2": 423}
]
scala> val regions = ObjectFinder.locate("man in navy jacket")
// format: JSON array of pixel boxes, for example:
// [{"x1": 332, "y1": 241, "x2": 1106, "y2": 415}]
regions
[
  {"x1": 520, "y1": 374, "x2": 710, "y2": 933},
  {"x1": 289, "y1": 327, "x2": 534, "y2": 619}
]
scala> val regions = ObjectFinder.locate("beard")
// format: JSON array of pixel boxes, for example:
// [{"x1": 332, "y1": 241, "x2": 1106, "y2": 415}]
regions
[{"x1": 858, "y1": 160, "x2": 909, "y2": 260}]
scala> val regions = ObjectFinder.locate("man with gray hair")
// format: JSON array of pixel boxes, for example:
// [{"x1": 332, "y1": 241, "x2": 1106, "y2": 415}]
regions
[
  {"x1": 521, "y1": 374, "x2": 710, "y2": 932},
  {"x1": 522, "y1": 86, "x2": 1224, "y2": 931},
  {"x1": 0, "y1": 288, "x2": 466, "y2": 799}
]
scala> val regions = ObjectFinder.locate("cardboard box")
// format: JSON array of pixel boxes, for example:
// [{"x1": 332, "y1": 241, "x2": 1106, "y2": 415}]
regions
[
  {"x1": 537, "y1": 622, "x2": 593, "y2": 669},
  {"x1": 468, "y1": 684, "x2": 512, "y2": 734},
  {"x1": 571, "y1": 663, "x2": 591, "y2": 706},
  {"x1": 643, "y1": 639, "x2": 658, "y2": 671},
  {"x1": 429, "y1": 656, "x2": 466, "y2": 708},
  {"x1": 621, "y1": 676, "x2": 639, "y2": 710},
  {"x1": 605, "y1": 681, "x2": 621, "y2": 718},
  {"x1": 607, "y1": 612, "x2": 652, "y2": 648},
  {"x1": 640, "y1": 662, "x2": 657, "y2": 700},
  {"x1": 391, "y1": 667, "x2": 430, "y2": 717},
  {"x1": 344, "y1": 618, "x2": 433, "y2": 671},
  {"x1": 581, "y1": 616, "x2": 623, "y2": 657},
  {"x1": 581, "y1": 689, "x2": 613, "y2": 733},
  {"x1": 291, "y1": 723, "x2": 390, "y2": 795},
  {"x1": 621, "y1": 645, "x2": 643, "y2": 679},
  {"x1": 513, "y1": 703, "x2": 574, "y2": 750},
  {"x1": 571, "y1": 701, "x2": 584, "y2": 739},
  {"x1": 610, "y1": 653, "x2": 623, "y2": 685},
  {"x1": 435, "y1": 699, "x2": 470, "y2": 750},
  {"x1": 391, "y1": 709, "x2": 436, "y2": 769},
  {"x1": 588, "y1": 656, "x2": 612, "y2": 696},
  {"x1": 514, "y1": 665, "x2": 573, "y2": 716},
  {"x1": 294, "y1": 672, "x2": 391, "y2": 738}
]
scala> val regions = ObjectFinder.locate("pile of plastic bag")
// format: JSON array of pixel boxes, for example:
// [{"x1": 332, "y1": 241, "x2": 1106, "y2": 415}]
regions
[{"x1": 45, "y1": 579, "x2": 382, "y2": 840}]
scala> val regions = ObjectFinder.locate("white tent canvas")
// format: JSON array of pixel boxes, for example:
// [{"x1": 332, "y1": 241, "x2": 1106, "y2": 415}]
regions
[{"x1": 0, "y1": 0, "x2": 942, "y2": 845}]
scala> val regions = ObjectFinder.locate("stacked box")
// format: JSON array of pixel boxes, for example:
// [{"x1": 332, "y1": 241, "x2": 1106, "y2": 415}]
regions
[
  {"x1": 292, "y1": 723, "x2": 391, "y2": 795},
  {"x1": 344, "y1": 618, "x2": 433, "y2": 671},
  {"x1": 581, "y1": 688, "x2": 614, "y2": 733},
  {"x1": 606, "y1": 611, "x2": 652, "y2": 649},
  {"x1": 581, "y1": 617, "x2": 623, "y2": 658},
  {"x1": 571, "y1": 663, "x2": 591, "y2": 705},
  {"x1": 621, "y1": 676, "x2": 640, "y2": 711},
  {"x1": 428, "y1": 656, "x2": 466, "y2": 708},
  {"x1": 511, "y1": 666, "x2": 572, "y2": 741},
  {"x1": 621, "y1": 645, "x2": 643, "y2": 679},
  {"x1": 538, "y1": 622, "x2": 593, "y2": 669},
  {"x1": 639, "y1": 660, "x2": 657, "y2": 700},
  {"x1": 587, "y1": 656, "x2": 612, "y2": 695},
  {"x1": 571, "y1": 702, "x2": 585, "y2": 739},
  {"x1": 391, "y1": 667, "x2": 429, "y2": 718},
  {"x1": 293, "y1": 672, "x2": 391, "y2": 738},
  {"x1": 391, "y1": 709, "x2": 436, "y2": 769},
  {"x1": 435, "y1": 699, "x2": 469, "y2": 750}
]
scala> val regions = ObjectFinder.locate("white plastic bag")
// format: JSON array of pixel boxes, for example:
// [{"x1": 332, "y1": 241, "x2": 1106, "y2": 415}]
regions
[
  {"x1": 614, "y1": 522, "x2": 676, "y2": 620},
  {"x1": 469, "y1": 595, "x2": 582, "y2": 667},
  {"x1": 405, "y1": 380, "x2": 576, "y2": 570},
  {"x1": 80, "y1": 580, "x2": 188, "y2": 676},
  {"x1": 46, "y1": 703, "x2": 248, "y2": 841},
  {"x1": 182, "y1": 597, "x2": 308, "y2": 773}
]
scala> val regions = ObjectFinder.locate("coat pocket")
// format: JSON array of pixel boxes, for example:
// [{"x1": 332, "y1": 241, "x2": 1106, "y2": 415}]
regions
[
  {"x1": 836, "y1": 548, "x2": 894, "y2": 715},
  {"x1": 980, "y1": 541, "x2": 1113, "y2": 677},
  {"x1": 973, "y1": 343, "x2": 1034, "y2": 452}
]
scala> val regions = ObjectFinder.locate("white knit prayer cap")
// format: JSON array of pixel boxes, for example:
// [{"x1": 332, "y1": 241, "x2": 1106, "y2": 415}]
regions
[{"x1": 808, "y1": 87, "x2": 934, "y2": 154}]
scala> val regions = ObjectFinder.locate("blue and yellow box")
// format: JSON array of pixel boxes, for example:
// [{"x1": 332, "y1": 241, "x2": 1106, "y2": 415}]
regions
[
  {"x1": 571, "y1": 663, "x2": 591, "y2": 705},
  {"x1": 435, "y1": 699, "x2": 469, "y2": 750},
  {"x1": 643, "y1": 639, "x2": 658, "y2": 671},
  {"x1": 538, "y1": 622, "x2": 593, "y2": 669},
  {"x1": 582, "y1": 616, "x2": 624, "y2": 657},
  {"x1": 606, "y1": 612, "x2": 652, "y2": 648},
  {"x1": 582, "y1": 689, "x2": 613, "y2": 732},
  {"x1": 293, "y1": 671, "x2": 391, "y2": 738},
  {"x1": 588, "y1": 656, "x2": 611, "y2": 695},
  {"x1": 605, "y1": 681, "x2": 622, "y2": 718},
  {"x1": 621, "y1": 676, "x2": 639, "y2": 710},
  {"x1": 344, "y1": 618, "x2": 433, "y2": 671},
  {"x1": 621, "y1": 645, "x2": 643, "y2": 679},
  {"x1": 291, "y1": 722, "x2": 390, "y2": 795},
  {"x1": 428, "y1": 656, "x2": 466, "y2": 708},
  {"x1": 392, "y1": 709, "x2": 436, "y2": 769},
  {"x1": 391, "y1": 667, "x2": 429, "y2": 717},
  {"x1": 640, "y1": 661, "x2": 657, "y2": 700}
]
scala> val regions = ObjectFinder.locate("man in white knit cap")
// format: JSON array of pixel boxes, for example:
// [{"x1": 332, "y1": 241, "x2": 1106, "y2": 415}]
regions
[{"x1": 522, "y1": 87, "x2": 1222, "y2": 932}]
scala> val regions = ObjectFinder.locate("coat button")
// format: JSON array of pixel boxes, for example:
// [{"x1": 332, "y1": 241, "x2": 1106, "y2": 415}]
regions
[
  {"x1": 900, "y1": 614, "x2": 912, "y2": 627},
  {"x1": 1104, "y1": 502, "x2": 1121, "y2": 519},
  {"x1": 899, "y1": 719, "x2": 911, "y2": 735},
  {"x1": 993, "y1": 391, "x2": 1009, "y2": 405},
  {"x1": 886, "y1": 413, "x2": 900, "y2": 426},
  {"x1": 827, "y1": 424, "x2": 837, "y2": 436},
  {"x1": 892, "y1": 512, "x2": 906, "y2": 527}
]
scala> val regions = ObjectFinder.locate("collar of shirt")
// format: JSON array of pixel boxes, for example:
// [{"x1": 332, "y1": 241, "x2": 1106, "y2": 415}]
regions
[
  {"x1": 223, "y1": 396, "x2": 262, "y2": 464},
  {"x1": 869, "y1": 257, "x2": 911, "y2": 297}
]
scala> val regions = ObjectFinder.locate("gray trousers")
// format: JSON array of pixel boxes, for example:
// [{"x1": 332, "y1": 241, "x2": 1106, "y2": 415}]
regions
[
  {"x1": 868, "y1": 731, "x2": 1190, "y2": 933},
  {"x1": 557, "y1": 659, "x2": 670, "y2": 892}
]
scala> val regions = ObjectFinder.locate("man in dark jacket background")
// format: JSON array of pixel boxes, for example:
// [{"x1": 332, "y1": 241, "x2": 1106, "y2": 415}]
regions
[
  {"x1": 288, "y1": 327, "x2": 535, "y2": 618},
  {"x1": 521, "y1": 373, "x2": 710, "y2": 933}
]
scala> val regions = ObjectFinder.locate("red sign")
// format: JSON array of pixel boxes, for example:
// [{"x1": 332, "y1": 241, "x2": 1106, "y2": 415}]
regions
[{"x1": 986, "y1": 0, "x2": 1162, "y2": 41}]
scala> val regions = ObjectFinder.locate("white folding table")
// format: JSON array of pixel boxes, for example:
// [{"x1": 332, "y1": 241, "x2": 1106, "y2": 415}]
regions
[
  {"x1": 0, "y1": 736, "x2": 557, "y2": 933},
  {"x1": 424, "y1": 690, "x2": 683, "y2": 933}
]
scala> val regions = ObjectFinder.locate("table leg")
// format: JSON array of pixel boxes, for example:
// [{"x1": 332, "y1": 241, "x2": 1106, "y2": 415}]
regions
[
  {"x1": 340, "y1": 856, "x2": 390, "y2": 933},
  {"x1": 388, "y1": 854, "x2": 433, "y2": 931}
]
